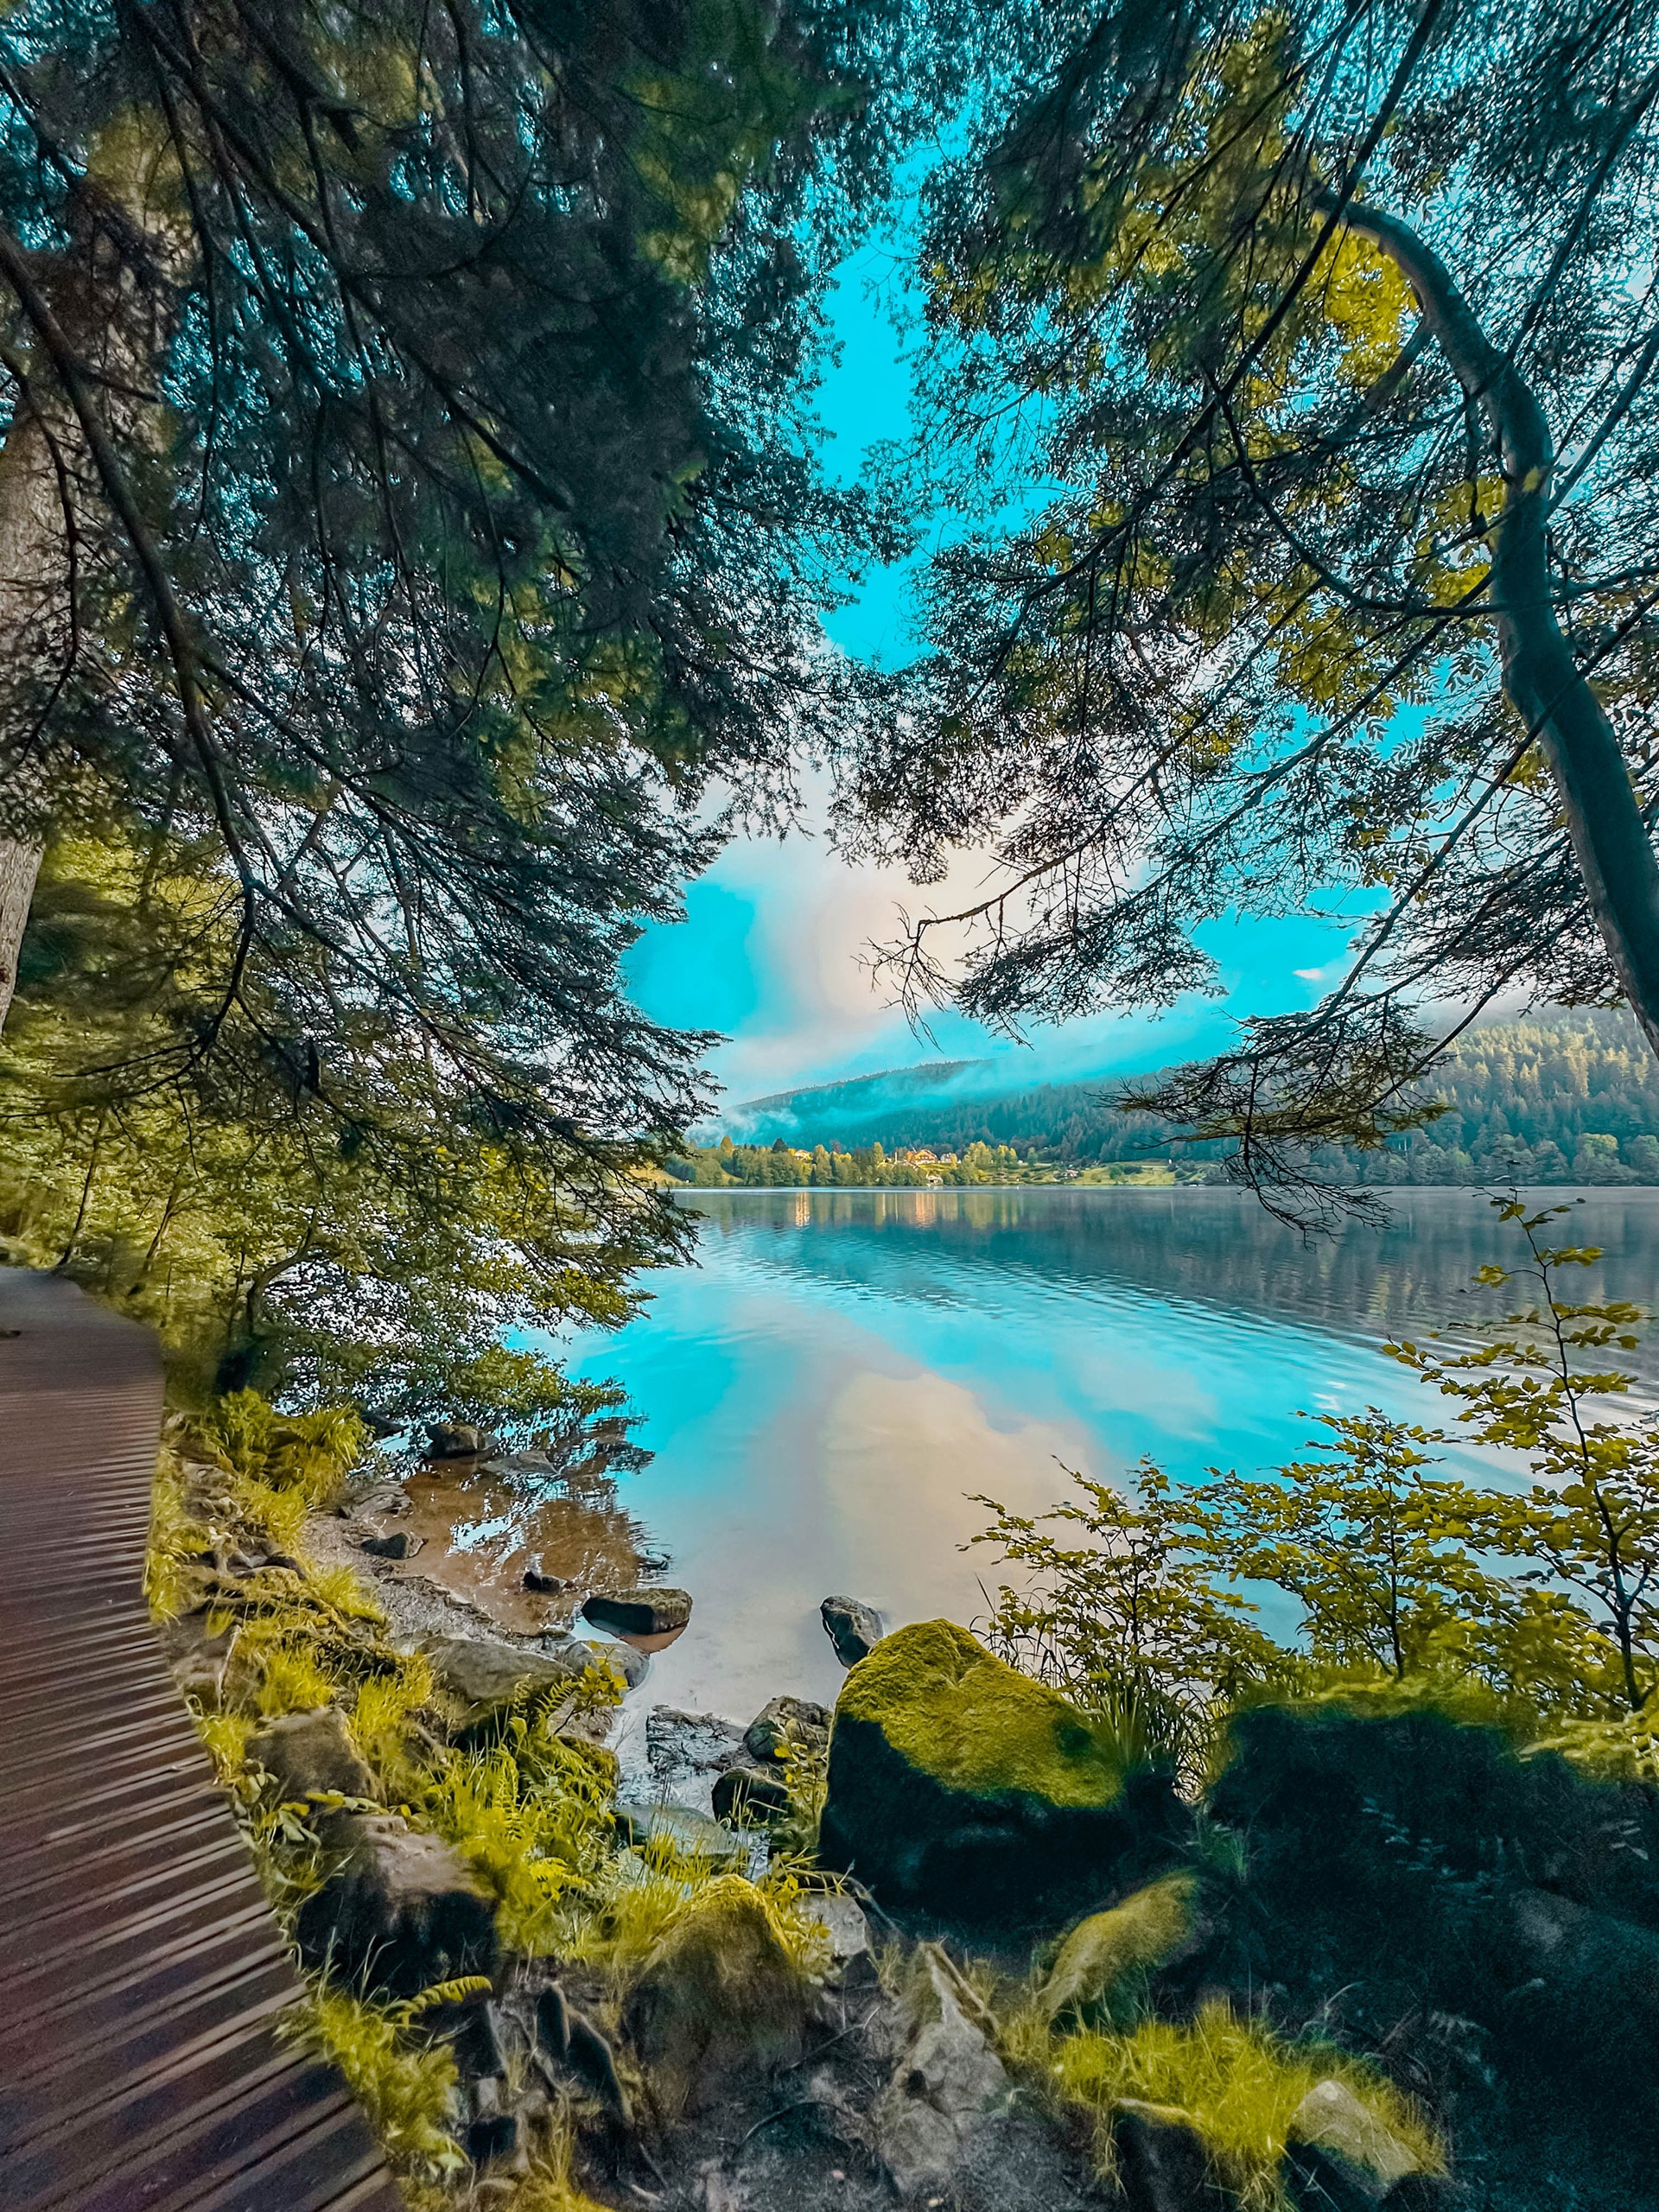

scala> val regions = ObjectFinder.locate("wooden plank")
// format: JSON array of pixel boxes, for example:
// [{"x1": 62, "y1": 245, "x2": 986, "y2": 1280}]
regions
[{"x1": 0, "y1": 1268, "x2": 403, "y2": 2212}]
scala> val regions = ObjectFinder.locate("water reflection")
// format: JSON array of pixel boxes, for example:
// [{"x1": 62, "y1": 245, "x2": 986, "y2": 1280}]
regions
[
  {"x1": 398, "y1": 1453, "x2": 649, "y2": 1636},
  {"x1": 552, "y1": 1187, "x2": 1659, "y2": 1720}
]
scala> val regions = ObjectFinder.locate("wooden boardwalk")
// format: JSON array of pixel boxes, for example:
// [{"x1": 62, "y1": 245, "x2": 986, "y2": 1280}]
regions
[{"x1": 0, "y1": 1267, "x2": 403, "y2": 2212}]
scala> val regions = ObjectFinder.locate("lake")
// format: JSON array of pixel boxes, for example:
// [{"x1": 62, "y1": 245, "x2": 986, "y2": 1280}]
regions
[{"x1": 556, "y1": 1185, "x2": 1659, "y2": 1730}]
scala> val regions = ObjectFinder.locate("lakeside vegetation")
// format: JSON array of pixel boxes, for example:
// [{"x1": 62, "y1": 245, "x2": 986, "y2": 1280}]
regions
[
  {"x1": 695, "y1": 1010, "x2": 1659, "y2": 1190},
  {"x1": 4, "y1": 0, "x2": 1659, "y2": 2203}
]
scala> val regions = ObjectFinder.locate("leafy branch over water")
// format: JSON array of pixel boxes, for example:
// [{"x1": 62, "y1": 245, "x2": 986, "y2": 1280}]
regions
[{"x1": 973, "y1": 1197, "x2": 1659, "y2": 1781}]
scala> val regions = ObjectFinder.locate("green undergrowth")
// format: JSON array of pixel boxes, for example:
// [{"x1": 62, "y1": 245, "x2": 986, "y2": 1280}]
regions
[
  {"x1": 145, "y1": 1389, "x2": 836, "y2": 2200},
  {"x1": 1007, "y1": 1998, "x2": 1442, "y2": 2212}
]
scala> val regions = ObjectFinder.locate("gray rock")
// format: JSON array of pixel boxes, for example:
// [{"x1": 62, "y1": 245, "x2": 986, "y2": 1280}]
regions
[
  {"x1": 743, "y1": 1694, "x2": 831, "y2": 1764},
  {"x1": 822, "y1": 1594, "x2": 883, "y2": 1666},
  {"x1": 159, "y1": 1618, "x2": 237, "y2": 1708},
  {"x1": 342, "y1": 1484, "x2": 409, "y2": 1519},
  {"x1": 613, "y1": 1802, "x2": 750, "y2": 1866},
  {"x1": 800, "y1": 1891, "x2": 873, "y2": 1974},
  {"x1": 1287, "y1": 2081, "x2": 1425, "y2": 2208},
  {"x1": 557, "y1": 1635, "x2": 646, "y2": 1690},
  {"x1": 248, "y1": 1707, "x2": 378, "y2": 1808},
  {"x1": 711, "y1": 1764, "x2": 792, "y2": 1824},
  {"x1": 464, "y1": 2110, "x2": 520, "y2": 2170},
  {"x1": 875, "y1": 1950, "x2": 1010, "y2": 2200},
  {"x1": 426, "y1": 1422, "x2": 486, "y2": 1459},
  {"x1": 423, "y1": 1632, "x2": 586, "y2": 1724},
  {"x1": 622, "y1": 1878, "x2": 810, "y2": 2120},
  {"x1": 360, "y1": 1529, "x2": 423, "y2": 1560},
  {"x1": 582, "y1": 1586, "x2": 693, "y2": 1637},
  {"x1": 295, "y1": 1812, "x2": 498, "y2": 1997},
  {"x1": 646, "y1": 1706, "x2": 747, "y2": 1791}
]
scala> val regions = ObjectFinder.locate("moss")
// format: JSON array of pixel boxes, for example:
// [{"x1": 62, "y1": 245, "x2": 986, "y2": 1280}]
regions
[
  {"x1": 1046, "y1": 2000, "x2": 1442, "y2": 2212},
  {"x1": 621, "y1": 1874, "x2": 811, "y2": 2119},
  {"x1": 1039, "y1": 1873, "x2": 1198, "y2": 2024},
  {"x1": 836, "y1": 1619, "x2": 1130, "y2": 1808}
]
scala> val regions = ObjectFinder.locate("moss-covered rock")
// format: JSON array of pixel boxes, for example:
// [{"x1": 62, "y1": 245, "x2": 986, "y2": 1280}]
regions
[
  {"x1": 819, "y1": 1619, "x2": 1184, "y2": 1923},
  {"x1": 620, "y1": 1876, "x2": 810, "y2": 2120},
  {"x1": 1039, "y1": 1873, "x2": 1200, "y2": 2026}
]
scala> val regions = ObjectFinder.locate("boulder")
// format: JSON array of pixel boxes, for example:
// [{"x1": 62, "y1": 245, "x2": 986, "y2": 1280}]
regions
[
  {"x1": 621, "y1": 1875, "x2": 810, "y2": 2118},
  {"x1": 341, "y1": 1484, "x2": 409, "y2": 1519},
  {"x1": 532, "y1": 1985, "x2": 628, "y2": 2119},
  {"x1": 1039, "y1": 1874, "x2": 1200, "y2": 2025},
  {"x1": 295, "y1": 1812, "x2": 498, "y2": 1997},
  {"x1": 426, "y1": 1422, "x2": 487, "y2": 1459},
  {"x1": 822, "y1": 1595, "x2": 883, "y2": 1667},
  {"x1": 712, "y1": 1764, "x2": 792, "y2": 1825},
  {"x1": 744, "y1": 1694, "x2": 831, "y2": 1765},
  {"x1": 646, "y1": 1706, "x2": 747, "y2": 1791},
  {"x1": 1113, "y1": 2101, "x2": 1226, "y2": 2212},
  {"x1": 360, "y1": 1530, "x2": 423, "y2": 1560},
  {"x1": 819, "y1": 1619, "x2": 1182, "y2": 1922},
  {"x1": 157, "y1": 1616, "x2": 237, "y2": 1708},
  {"x1": 1287, "y1": 2080, "x2": 1431, "y2": 2209},
  {"x1": 800, "y1": 1891, "x2": 873, "y2": 1971},
  {"x1": 567, "y1": 1636, "x2": 647, "y2": 1690},
  {"x1": 874, "y1": 1948, "x2": 1009, "y2": 2200},
  {"x1": 1494, "y1": 1884, "x2": 1659, "y2": 2058},
  {"x1": 614, "y1": 1802, "x2": 751, "y2": 1866},
  {"x1": 522, "y1": 1567, "x2": 565, "y2": 1593},
  {"x1": 423, "y1": 1632, "x2": 588, "y2": 1727},
  {"x1": 582, "y1": 1586, "x2": 693, "y2": 1638},
  {"x1": 248, "y1": 1707, "x2": 378, "y2": 1809}
]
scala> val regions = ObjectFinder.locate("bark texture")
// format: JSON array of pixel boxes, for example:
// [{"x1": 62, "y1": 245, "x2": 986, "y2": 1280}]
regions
[
  {"x1": 0, "y1": 404, "x2": 64, "y2": 1034},
  {"x1": 0, "y1": 181, "x2": 181, "y2": 1036},
  {"x1": 1326, "y1": 194, "x2": 1659, "y2": 1064}
]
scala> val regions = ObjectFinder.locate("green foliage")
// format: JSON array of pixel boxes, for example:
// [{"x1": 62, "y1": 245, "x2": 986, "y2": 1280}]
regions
[
  {"x1": 0, "y1": 0, "x2": 970, "y2": 1420},
  {"x1": 1391, "y1": 1198, "x2": 1659, "y2": 1711},
  {"x1": 837, "y1": 0, "x2": 1659, "y2": 1212},
  {"x1": 694, "y1": 1011, "x2": 1659, "y2": 1188},
  {"x1": 972, "y1": 1460, "x2": 1290, "y2": 1780},
  {"x1": 977, "y1": 1202, "x2": 1659, "y2": 1755},
  {"x1": 421, "y1": 1729, "x2": 618, "y2": 1956},
  {"x1": 281, "y1": 1984, "x2": 466, "y2": 2183}
]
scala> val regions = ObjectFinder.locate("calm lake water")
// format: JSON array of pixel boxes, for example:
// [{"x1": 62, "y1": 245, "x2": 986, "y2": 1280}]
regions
[{"x1": 556, "y1": 1185, "x2": 1659, "y2": 1728}]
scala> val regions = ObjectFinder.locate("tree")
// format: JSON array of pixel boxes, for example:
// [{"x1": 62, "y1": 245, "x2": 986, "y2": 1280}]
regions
[
  {"x1": 1205, "y1": 1408, "x2": 1605, "y2": 1704},
  {"x1": 842, "y1": 0, "x2": 1659, "y2": 1221},
  {"x1": 1394, "y1": 1197, "x2": 1659, "y2": 1711},
  {"x1": 971, "y1": 1458, "x2": 1284, "y2": 1771},
  {"x1": 0, "y1": 0, "x2": 961, "y2": 1399}
]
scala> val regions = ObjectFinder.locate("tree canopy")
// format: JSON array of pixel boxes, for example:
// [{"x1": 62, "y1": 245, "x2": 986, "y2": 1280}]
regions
[
  {"x1": 0, "y1": 0, "x2": 959, "y2": 1402},
  {"x1": 840, "y1": 0, "x2": 1659, "y2": 1221}
]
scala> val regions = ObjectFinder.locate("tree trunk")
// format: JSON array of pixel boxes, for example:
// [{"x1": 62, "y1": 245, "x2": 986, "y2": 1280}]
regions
[
  {"x1": 0, "y1": 400, "x2": 62, "y2": 1033},
  {"x1": 1323, "y1": 194, "x2": 1659, "y2": 1065}
]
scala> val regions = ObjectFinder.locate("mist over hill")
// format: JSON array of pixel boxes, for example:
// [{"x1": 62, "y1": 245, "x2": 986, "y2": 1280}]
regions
[{"x1": 706, "y1": 1008, "x2": 1659, "y2": 1185}]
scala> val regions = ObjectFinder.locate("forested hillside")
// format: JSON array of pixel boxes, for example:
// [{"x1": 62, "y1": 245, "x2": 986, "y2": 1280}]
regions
[{"x1": 705, "y1": 1010, "x2": 1659, "y2": 1185}]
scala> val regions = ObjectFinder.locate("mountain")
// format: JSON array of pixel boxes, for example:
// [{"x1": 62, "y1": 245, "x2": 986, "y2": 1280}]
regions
[
  {"x1": 706, "y1": 1009, "x2": 1659, "y2": 1185},
  {"x1": 715, "y1": 1059, "x2": 995, "y2": 1145}
]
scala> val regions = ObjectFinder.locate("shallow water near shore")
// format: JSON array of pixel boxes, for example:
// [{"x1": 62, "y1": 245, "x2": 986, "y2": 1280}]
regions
[{"x1": 538, "y1": 1185, "x2": 1659, "y2": 1732}]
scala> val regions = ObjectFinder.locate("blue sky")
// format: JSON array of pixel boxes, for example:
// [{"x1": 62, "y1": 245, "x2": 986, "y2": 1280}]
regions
[{"x1": 624, "y1": 223, "x2": 1357, "y2": 1108}]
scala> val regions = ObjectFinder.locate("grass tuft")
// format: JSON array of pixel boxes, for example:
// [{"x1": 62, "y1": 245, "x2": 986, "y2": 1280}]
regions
[
  {"x1": 280, "y1": 1982, "x2": 466, "y2": 2183},
  {"x1": 1042, "y1": 1999, "x2": 1442, "y2": 2211}
]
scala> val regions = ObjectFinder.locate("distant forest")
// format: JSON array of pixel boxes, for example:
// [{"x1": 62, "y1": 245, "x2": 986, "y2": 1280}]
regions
[{"x1": 700, "y1": 1010, "x2": 1659, "y2": 1186}]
